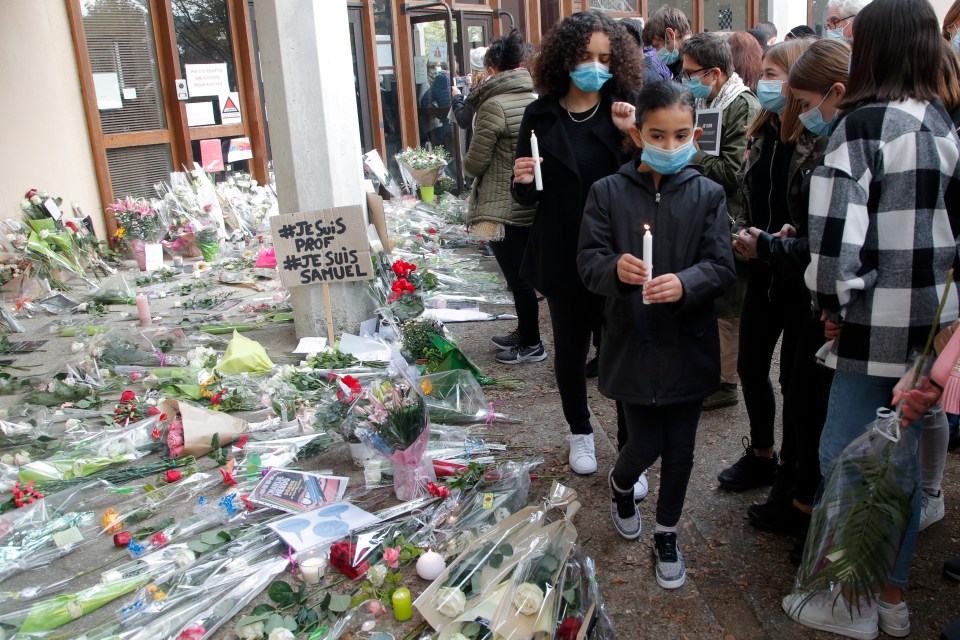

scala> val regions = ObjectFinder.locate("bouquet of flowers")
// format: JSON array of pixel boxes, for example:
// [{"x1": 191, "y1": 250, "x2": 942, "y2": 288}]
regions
[
  {"x1": 109, "y1": 197, "x2": 165, "y2": 252},
  {"x1": 110, "y1": 389, "x2": 166, "y2": 427},
  {"x1": 396, "y1": 146, "x2": 450, "y2": 202},
  {"x1": 0, "y1": 256, "x2": 29, "y2": 288},
  {"x1": 349, "y1": 372, "x2": 436, "y2": 500}
]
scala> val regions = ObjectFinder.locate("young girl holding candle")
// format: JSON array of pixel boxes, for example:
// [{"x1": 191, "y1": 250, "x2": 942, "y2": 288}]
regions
[{"x1": 577, "y1": 80, "x2": 735, "y2": 589}]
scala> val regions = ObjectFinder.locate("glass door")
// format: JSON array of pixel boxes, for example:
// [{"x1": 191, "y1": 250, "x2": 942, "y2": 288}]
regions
[{"x1": 348, "y1": 7, "x2": 376, "y2": 154}]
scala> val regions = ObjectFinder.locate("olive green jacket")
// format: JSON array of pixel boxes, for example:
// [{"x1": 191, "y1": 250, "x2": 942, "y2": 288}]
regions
[{"x1": 463, "y1": 69, "x2": 537, "y2": 228}]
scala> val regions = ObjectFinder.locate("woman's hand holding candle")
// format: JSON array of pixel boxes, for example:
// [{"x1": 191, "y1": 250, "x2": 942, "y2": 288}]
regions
[
  {"x1": 617, "y1": 253, "x2": 649, "y2": 286},
  {"x1": 512, "y1": 156, "x2": 543, "y2": 185}
]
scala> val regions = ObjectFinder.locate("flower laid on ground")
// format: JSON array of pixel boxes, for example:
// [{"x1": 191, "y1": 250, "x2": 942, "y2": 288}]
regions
[
  {"x1": 167, "y1": 417, "x2": 185, "y2": 458},
  {"x1": 513, "y1": 582, "x2": 544, "y2": 615},
  {"x1": 383, "y1": 546, "x2": 401, "y2": 569},
  {"x1": 427, "y1": 482, "x2": 450, "y2": 499},
  {"x1": 108, "y1": 197, "x2": 164, "y2": 252},
  {"x1": 219, "y1": 467, "x2": 237, "y2": 486},
  {"x1": 435, "y1": 586, "x2": 466, "y2": 617},
  {"x1": 10, "y1": 481, "x2": 42, "y2": 509},
  {"x1": 392, "y1": 259, "x2": 417, "y2": 278},
  {"x1": 111, "y1": 390, "x2": 164, "y2": 427},
  {"x1": 235, "y1": 618, "x2": 264, "y2": 640},
  {"x1": 177, "y1": 626, "x2": 205, "y2": 640},
  {"x1": 389, "y1": 277, "x2": 417, "y2": 303},
  {"x1": 329, "y1": 540, "x2": 369, "y2": 579},
  {"x1": 164, "y1": 470, "x2": 182, "y2": 483}
]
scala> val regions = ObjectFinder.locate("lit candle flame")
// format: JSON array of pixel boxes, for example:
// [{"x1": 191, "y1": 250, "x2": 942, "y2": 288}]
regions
[{"x1": 644, "y1": 224, "x2": 650, "y2": 231}]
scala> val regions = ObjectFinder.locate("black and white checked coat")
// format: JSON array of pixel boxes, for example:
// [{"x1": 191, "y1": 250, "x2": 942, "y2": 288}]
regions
[{"x1": 805, "y1": 99, "x2": 960, "y2": 378}]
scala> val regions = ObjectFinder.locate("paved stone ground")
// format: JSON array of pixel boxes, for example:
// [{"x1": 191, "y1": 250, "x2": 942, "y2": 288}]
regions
[{"x1": 0, "y1": 252, "x2": 957, "y2": 639}]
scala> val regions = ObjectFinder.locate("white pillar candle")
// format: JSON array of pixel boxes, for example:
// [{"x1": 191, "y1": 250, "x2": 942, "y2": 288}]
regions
[
  {"x1": 416, "y1": 550, "x2": 446, "y2": 581},
  {"x1": 642, "y1": 224, "x2": 653, "y2": 305},
  {"x1": 530, "y1": 131, "x2": 543, "y2": 191},
  {"x1": 301, "y1": 556, "x2": 326, "y2": 585}
]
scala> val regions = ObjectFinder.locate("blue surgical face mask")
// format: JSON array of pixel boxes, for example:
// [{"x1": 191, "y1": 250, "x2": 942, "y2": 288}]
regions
[
  {"x1": 952, "y1": 29, "x2": 960, "y2": 53},
  {"x1": 824, "y1": 27, "x2": 849, "y2": 42},
  {"x1": 657, "y1": 33, "x2": 679, "y2": 65},
  {"x1": 640, "y1": 137, "x2": 697, "y2": 175},
  {"x1": 682, "y1": 73, "x2": 715, "y2": 100},
  {"x1": 757, "y1": 79, "x2": 787, "y2": 114},
  {"x1": 570, "y1": 62, "x2": 613, "y2": 93},
  {"x1": 799, "y1": 91, "x2": 836, "y2": 136}
]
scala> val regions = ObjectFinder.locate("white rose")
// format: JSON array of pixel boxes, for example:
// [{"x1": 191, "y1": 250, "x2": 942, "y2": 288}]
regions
[
  {"x1": 367, "y1": 564, "x2": 387, "y2": 587},
  {"x1": 513, "y1": 582, "x2": 544, "y2": 616},
  {"x1": 235, "y1": 621, "x2": 264, "y2": 640},
  {"x1": 19, "y1": 200, "x2": 30, "y2": 211},
  {"x1": 12, "y1": 452, "x2": 30, "y2": 466},
  {"x1": 267, "y1": 629, "x2": 295, "y2": 640},
  {"x1": 174, "y1": 548, "x2": 196, "y2": 569},
  {"x1": 76, "y1": 303, "x2": 87, "y2": 312},
  {"x1": 227, "y1": 557, "x2": 249, "y2": 572},
  {"x1": 0, "y1": 479, "x2": 16, "y2": 493},
  {"x1": 29, "y1": 195, "x2": 42, "y2": 206},
  {"x1": 65, "y1": 419, "x2": 80, "y2": 429},
  {"x1": 63, "y1": 378, "x2": 76, "y2": 388},
  {"x1": 435, "y1": 587, "x2": 466, "y2": 618},
  {"x1": 71, "y1": 342, "x2": 85, "y2": 353},
  {"x1": 0, "y1": 455, "x2": 12, "y2": 466}
]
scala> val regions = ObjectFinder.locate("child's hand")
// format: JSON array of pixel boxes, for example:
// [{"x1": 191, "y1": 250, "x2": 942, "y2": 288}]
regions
[
  {"x1": 513, "y1": 157, "x2": 542, "y2": 185},
  {"x1": 611, "y1": 102, "x2": 636, "y2": 133},
  {"x1": 644, "y1": 274, "x2": 684, "y2": 304},
  {"x1": 617, "y1": 253, "x2": 648, "y2": 285}
]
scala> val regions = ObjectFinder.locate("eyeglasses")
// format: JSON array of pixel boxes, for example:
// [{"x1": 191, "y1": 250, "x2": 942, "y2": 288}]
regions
[
  {"x1": 681, "y1": 67, "x2": 710, "y2": 81},
  {"x1": 825, "y1": 15, "x2": 854, "y2": 29}
]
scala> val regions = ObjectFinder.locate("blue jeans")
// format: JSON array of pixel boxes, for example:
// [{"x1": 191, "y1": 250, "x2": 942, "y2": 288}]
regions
[{"x1": 820, "y1": 369, "x2": 921, "y2": 588}]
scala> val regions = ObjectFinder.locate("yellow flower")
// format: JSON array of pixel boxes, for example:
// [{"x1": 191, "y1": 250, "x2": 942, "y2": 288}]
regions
[
  {"x1": 420, "y1": 379, "x2": 434, "y2": 395},
  {"x1": 152, "y1": 589, "x2": 166, "y2": 601},
  {"x1": 113, "y1": 227, "x2": 126, "y2": 239},
  {"x1": 101, "y1": 508, "x2": 122, "y2": 533}
]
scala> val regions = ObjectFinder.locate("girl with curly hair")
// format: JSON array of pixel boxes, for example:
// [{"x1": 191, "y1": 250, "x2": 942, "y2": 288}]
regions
[{"x1": 509, "y1": 10, "x2": 642, "y2": 481}]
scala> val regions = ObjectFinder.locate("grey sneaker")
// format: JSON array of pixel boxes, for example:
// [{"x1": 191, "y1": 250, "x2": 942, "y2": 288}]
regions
[
  {"x1": 495, "y1": 342, "x2": 547, "y2": 364},
  {"x1": 653, "y1": 531, "x2": 686, "y2": 589},
  {"x1": 609, "y1": 470, "x2": 641, "y2": 540},
  {"x1": 490, "y1": 329, "x2": 520, "y2": 350}
]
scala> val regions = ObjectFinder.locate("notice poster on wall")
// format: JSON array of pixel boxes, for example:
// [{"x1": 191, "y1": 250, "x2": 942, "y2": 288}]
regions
[
  {"x1": 185, "y1": 101, "x2": 216, "y2": 127},
  {"x1": 219, "y1": 92, "x2": 242, "y2": 124},
  {"x1": 93, "y1": 73, "x2": 122, "y2": 110},
  {"x1": 199, "y1": 139, "x2": 224, "y2": 172},
  {"x1": 270, "y1": 205, "x2": 374, "y2": 288},
  {"x1": 185, "y1": 63, "x2": 230, "y2": 97},
  {"x1": 227, "y1": 137, "x2": 253, "y2": 163},
  {"x1": 414, "y1": 56, "x2": 428, "y2": 84}
]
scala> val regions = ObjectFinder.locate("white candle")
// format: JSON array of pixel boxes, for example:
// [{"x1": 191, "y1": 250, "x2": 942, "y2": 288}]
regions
[
  {"x1": 172, "y1": 256, "x2": 183, "y2": 268},
  {"x1": 416, "y1": 550, "x2": 446, "y2": 581},
  {"x1": 530, "y1": 131, "x2": 543, "y2": 191},
  {"x1": 642, "y1": 224, "x2": 653, "y2": 305},
  {"x1": 301, "y1": 557, "x2": 325, "y2": 585}
]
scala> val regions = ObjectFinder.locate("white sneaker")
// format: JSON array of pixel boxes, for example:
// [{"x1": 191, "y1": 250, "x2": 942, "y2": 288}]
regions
[
  {"x1": 919, "y1": 490, "x2": 944, "y2": 532},
  {"x1": 634, "y1": 469, "x2": 649, "y2": 501},
  {"x1": 568, "y1": 434, "x2": 597, "y2": 475},
  {"x1": 782, "y1": 589, "x2": 878, "y2": 640},
  {"x1": 877, "y1": 599, "x2": 910, "y2": 637}
]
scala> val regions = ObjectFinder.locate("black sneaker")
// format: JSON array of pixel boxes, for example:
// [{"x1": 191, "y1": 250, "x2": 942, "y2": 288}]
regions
[
  {"x1": 944, "y1": 557, "x2": 960, "y2": 582},
  {"x1": 717, "y1": 437, "x2": 779, "y2": 491},
  {"x1": 747, "y1": 500, "x2": 811, "y2": 536},
  {"x1": 653, "y1": 531, "x2": 686, "y2": 589},
  {"x1": 609, "y1": 470, "x2": 641, "y2": 539},
  {"x1": 767, "y1": 462, "x2": 797, "y2": 506},
  {"x1": 490, "y1": 329, "x2": 520, "y2": 350},
  {"x1": 495, "y1": 342, "x2": 547, "y2": 364}
]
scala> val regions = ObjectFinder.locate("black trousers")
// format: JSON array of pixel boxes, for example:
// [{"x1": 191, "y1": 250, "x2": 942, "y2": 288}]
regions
[
  {"x1": 613, "y1": 400, "x2": 701, "y2": 528},
  {"x1": 785, "y1": 312, "x2": 834, "y2": 505},
  {"x1": 546, "y1": 292, "x2": 603, "y2": 434},
  {"x1": 489, "y1": 225, "x2": 540, "y2": 347},
  {"x1": 736, "y1": 268, "x2": 808, "y2": 461}
]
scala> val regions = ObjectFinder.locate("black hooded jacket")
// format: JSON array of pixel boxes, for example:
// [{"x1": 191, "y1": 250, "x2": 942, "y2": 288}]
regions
[{"x1": 577, "y1": 161, "x2": 736, "y2": 405}]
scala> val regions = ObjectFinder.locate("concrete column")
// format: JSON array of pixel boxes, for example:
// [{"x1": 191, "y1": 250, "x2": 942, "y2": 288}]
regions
[{"x1": 253, "y1": 0, "x2": 374, "y2": 339}]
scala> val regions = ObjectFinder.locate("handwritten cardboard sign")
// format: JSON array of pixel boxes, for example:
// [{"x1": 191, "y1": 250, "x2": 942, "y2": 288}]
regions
[{"x1": 270, "y1": 205, "x2": 373, "y2": 288}]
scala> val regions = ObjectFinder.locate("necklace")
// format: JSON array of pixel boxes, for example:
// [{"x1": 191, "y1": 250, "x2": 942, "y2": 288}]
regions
[{"x1": 563, "y1": 97, "x2": 601, "y2": 123}]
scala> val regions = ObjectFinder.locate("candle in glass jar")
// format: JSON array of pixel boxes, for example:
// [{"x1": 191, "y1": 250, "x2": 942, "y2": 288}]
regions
[
  {"x1": 136, "y1": 293, "x2": 152, "y2": 326},
  {"x1": 172, "y1": 256, "x2": 183, "y2": 268},
  {"x1": 392, "y1": 587, "x2": 413, "y2": 621},
  {"x1": 530, "y1": 131, "x2": 543, "y2": 191},
  {"x1": 416, "y1": 550, "x2": 446, "y2": 581},
  {"x1": 300, "y1": 557, "x2": 325, "y2": 585},
  {"x1": 642, "y1": 224, "x2": 653, "y2": 305}
]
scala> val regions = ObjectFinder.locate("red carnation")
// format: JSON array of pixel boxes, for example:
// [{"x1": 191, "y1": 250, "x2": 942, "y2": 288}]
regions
[
  {"x1": 428, "y1": 227, "x2": 437, "y2": 234},
  {"x1": 147, "y1": 407, "x2": 161, "y2": 417},
  {"x1": 219, "y1": 467, "x2": 237, "y2": 486},
  {"x1": 165, "y1": 470, "x2": 182, "y2": 483},
  {"x1": 235, "y1": 435, "x2": 248, "y2": 449},
  {"x1": 24, "y1": 189, "x2": 37, "y2": 199}
]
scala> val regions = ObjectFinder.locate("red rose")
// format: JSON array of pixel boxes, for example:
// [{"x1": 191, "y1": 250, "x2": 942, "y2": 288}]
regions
[
  {"x1": 210, "y1": 394, "x2": 222, "y2": 406},
  {"x1": 165, "y1": 470, "x2": 182, "y2": 483},
  {"x1": 219, "y1": 467, "x2": 237, "y2": 486},
  {"x1": 235, "y1": 435, "x2": 248, "y2": 449},
  {"x1": 203, "y1": 204, "x2": 212, "y2": 212},
  {"x1": 557, "y1": 618, "x2": 581, "y2": 640},
  {"x1": 428, "y1": 227, "x2": 437, "y2": 234},
  {"x1": 120, "y1": 390, "x2": 136, "y2": 403},
  {"x1": 24, "y1": 189, "x2": 37, "y2": 199},
  {"x1": 150, "y1": 531, "x2": 168, "y2": 546},
  {"x1": 113, "y1": 531, "x2": 133, "y2": 547}
]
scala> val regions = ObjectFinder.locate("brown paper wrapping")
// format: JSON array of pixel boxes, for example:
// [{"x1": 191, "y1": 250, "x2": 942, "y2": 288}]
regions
[
  {"x1": 404, "y1": 165, "x2": 444, "y2": 188},
  {"x1": 160, "y1": 399, "x2": 249, "y2": 457}
]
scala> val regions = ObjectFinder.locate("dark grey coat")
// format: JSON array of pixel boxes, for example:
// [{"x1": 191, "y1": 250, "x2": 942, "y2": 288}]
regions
[{"x1": 577, "y1": 162, "x2": 736, "y2": 405}]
